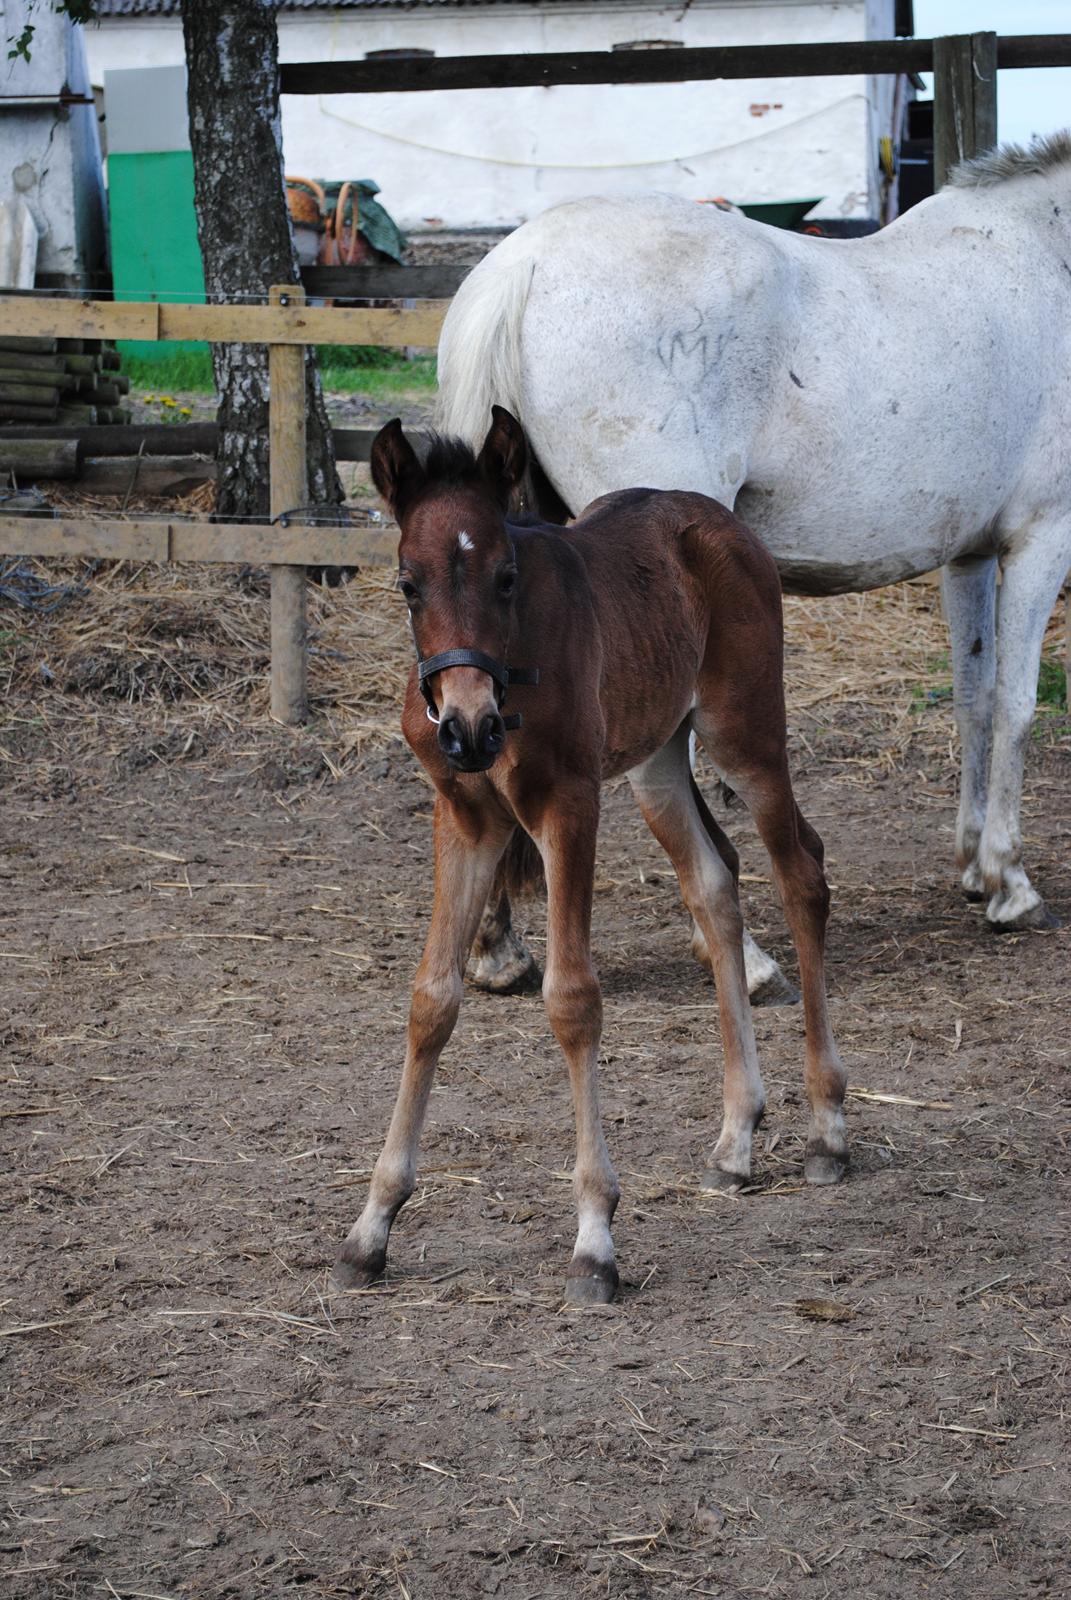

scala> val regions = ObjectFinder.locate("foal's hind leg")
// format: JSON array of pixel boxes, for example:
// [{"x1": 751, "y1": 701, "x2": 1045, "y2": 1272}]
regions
[
  {"x1": 696, "y1": 725, "x2": 847, "y2": 1184},
  {"x1": 335, "y1": 799, "x2": 512, "y2": 1289},
  {"x1": 629, "y1": 728, "x2": 766, "y2": 1189},
  {"x1": 686, "y1": 772, "x2": 801, "y2": 1006}
]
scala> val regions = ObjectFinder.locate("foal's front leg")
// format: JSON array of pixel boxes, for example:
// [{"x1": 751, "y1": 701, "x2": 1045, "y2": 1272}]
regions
[
  {"x1": 533, "y1": 788, "x2": 621, "y2": 1304},
  {"x1": 334, "y1": 798, "x2": 511, "y2": 1289}
]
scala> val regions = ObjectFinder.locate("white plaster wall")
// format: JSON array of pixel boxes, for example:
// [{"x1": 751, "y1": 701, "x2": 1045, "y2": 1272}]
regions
[{"x1": 84, "y1": 0, "x2": 900, "y2": 229}]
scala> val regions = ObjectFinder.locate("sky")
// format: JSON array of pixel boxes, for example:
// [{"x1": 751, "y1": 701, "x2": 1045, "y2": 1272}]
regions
[{"x1": 913, "y1": 1, "x2": 1070, "y2": 143}]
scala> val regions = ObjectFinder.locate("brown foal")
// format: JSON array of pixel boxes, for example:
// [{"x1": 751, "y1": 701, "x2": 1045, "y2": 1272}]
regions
[{"x1": 334, "y1": 407, "x2": 847, "y2": 1304}]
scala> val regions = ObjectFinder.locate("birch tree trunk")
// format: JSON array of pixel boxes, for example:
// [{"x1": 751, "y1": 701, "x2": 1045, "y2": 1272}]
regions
[{"x1": 181, "y1": 0, "x2": 340, "y2": 518}]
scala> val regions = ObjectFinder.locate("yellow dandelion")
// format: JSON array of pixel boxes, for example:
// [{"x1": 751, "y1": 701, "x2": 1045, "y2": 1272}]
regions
[
  {"x1": 161, "y1": 396, "x2": 176, "y2": 408},
  {"x1": 143, "y1": 393, "x2": 156, "y2": 402},
  {"x1": 179, "y1": 406, "x2": 192, "y2": 417}
]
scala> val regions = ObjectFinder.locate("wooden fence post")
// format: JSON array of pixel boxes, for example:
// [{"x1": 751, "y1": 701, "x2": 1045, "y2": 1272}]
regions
[
  {"x1": 933, "y1": 32, "x2": 998, "y2": 189},
  {"x1": 268, "y1": 283, "x2": 308, "y2": 725}
]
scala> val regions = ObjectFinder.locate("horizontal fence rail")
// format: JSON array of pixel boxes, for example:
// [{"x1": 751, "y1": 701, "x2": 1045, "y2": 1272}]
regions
[
  {"x1": 0, "y1": 296, "x2": 447, "y2": 347},
  {"x1": 280, "y1": 34, "x2": 1071, "y2": 95},
  {"x1": 0, "y1": 514, "x2": 396, "y2": 568}
]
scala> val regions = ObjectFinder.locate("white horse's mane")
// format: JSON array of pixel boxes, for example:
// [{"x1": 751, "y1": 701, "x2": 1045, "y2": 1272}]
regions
[{"x1": 947, "y1": 129, "x2": 1071, "y2": 189}]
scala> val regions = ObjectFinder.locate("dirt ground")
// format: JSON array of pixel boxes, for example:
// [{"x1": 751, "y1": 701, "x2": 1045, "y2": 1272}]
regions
[{"x1": 1, "y1": 554, "x2": 1069, "y2": 1599}]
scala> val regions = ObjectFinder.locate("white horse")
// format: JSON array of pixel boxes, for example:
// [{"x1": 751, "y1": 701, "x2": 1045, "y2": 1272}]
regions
[{"x1": 438, "y1": 133, "x2": 1071, "y2": 995}]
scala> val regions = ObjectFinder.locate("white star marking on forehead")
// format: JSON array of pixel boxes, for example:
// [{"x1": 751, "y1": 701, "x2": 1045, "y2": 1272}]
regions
[{"x1": 457, "y1": 530, "x2": 474, "y2": 553}]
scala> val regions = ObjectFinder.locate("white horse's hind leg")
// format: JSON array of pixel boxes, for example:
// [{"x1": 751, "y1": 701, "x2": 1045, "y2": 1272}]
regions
[
  {"x1": 470, "y1": 887, "x2": 540, "y2": 992},
  {"x1": 690, "y1": 922, "x2": 800, "y2": 1005},
  {"x1": 686, "y1": 731, "x2": 799, "y2": 1004},
  {"x1": 943, "y1": 556, "x2": 997, "y2": 898},
  {"x1": 979, "y1": 530, "x2": 1071, "y2": 930}
]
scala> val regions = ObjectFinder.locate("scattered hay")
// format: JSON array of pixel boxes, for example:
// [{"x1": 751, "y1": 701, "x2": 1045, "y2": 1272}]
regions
[{"x1": 1, "y1": 484, "x2": 1068, "y2": 788}]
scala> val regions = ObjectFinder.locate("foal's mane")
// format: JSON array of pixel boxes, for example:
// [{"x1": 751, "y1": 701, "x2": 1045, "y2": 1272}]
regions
[
  {"x1": 947, "y1": 129, "x2": 1071, "y2": 189},
  {"x1": 420, "y1": 433, "x2": 481, "y2": 488}
]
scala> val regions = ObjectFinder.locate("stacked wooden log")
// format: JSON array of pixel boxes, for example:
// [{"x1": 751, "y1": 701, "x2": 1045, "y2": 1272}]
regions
[{"x1": 0, "y1": 336, "x2": 133, "y2": 428}]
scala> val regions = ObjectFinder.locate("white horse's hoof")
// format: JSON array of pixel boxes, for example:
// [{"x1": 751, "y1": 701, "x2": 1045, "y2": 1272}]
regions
[
  {"x1": 959, "y1": 857, "x2": 987, "y2": 901},
  {"x1": 748, "y1": 966, "x2": 800, "y2": 1007},
  {"x1": 692, "y1": 928, "x2": 800, "y2": 1007},
  {"x1": 987, "y1": 901, "x2": 1061, "y2": 933},
  {"x1": 469, "y1": 930, "x2": 541, "y2": 993},
  {"x1": 701, "y1": 1165, "x2": 750, "y2": 1193}
]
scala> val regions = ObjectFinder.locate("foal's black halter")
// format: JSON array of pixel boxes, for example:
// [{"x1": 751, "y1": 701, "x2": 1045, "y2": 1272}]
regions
[{"x1": 417, "y1": 648, "x2": 540, "y2": 731}]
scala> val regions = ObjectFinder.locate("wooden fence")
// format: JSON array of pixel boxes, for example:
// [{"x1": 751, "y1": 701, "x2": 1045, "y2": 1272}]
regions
[
  {"x1": 0, "y1": 285, "x2": 424, "y2": 723},
  {"x1": 2, "y1": 32, "x2": 1070, "y2": 720}
]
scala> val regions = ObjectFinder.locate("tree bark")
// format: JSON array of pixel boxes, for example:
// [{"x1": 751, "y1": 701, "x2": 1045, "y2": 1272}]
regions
[{"x1": 181, "y1": 0, "x2": 340, "y2": 518}]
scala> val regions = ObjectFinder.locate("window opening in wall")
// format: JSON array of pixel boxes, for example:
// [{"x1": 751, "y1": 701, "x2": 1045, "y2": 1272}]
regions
[
  {"x1": 612, "y1": 40, "x2": 684, "y2": 52},
  {"x1": 364, "y1": 48, "x2": 436, "y2": 60}
]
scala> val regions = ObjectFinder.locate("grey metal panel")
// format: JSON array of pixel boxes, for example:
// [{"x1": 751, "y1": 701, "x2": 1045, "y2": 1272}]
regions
[{"x1": 104, "y1": 64, "x2": 189, "y2": 154}]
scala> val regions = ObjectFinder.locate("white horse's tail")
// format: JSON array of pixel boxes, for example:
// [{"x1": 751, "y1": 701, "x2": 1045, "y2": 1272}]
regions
[{"x1": 436, "y1": 254, "x2": 535, "y2": 445}]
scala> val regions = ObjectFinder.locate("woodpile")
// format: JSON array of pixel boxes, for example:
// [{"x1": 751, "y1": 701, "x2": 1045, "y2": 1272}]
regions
[{"x1": 0, "y1": 335, "x2": 132, "y2": 428}]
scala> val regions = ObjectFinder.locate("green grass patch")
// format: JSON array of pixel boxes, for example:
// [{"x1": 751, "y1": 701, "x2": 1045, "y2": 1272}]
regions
[
  {"x1": 912, "y1": 649, "x2": 1068, "y2": 714},
  {"x1": 1037, "y1": 653, "x2": 1067, "y2": 711},
  {"x1": 124, "y1": 349, "x2": 215, "y2": 393},
  {"x1": 320, "y1": 353, "x2": 437, "y2": 398},
  {"x1": 910, "y1": 651, "x2": 951, "y2": 712},
  {"x1": 122, "y1": 348, "x2": 438, "y2": 399}
]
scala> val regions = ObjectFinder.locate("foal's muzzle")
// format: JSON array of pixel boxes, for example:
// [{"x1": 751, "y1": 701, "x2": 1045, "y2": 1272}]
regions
[{"x1": 438, "y1": 707, "x2": 507, "y2": 772}]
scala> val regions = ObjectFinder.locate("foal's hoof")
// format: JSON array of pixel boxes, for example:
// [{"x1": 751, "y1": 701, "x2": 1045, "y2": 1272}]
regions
[
  {"x1": 564, "y1": 1256, "x2": 619, "y2": 1306},
  {"x1": 331, "y1": 1244, "x2": 386, "y2": 1291},
  {"x1": 469, "y1": 934, "x2": 542, "y2": 994},
  {"x1": 804, "y1": 1144, "x2": 849, "y2": 1186},
  {"x1": 701, "y1": 1165, "x2": 750, "y2": 1194},
  {"x1": 749, "y1": 968, "x2": 800, "y2": 1008},
  {"x1": 987, "y1": 901, "x2": 1061, "y2": 934}
]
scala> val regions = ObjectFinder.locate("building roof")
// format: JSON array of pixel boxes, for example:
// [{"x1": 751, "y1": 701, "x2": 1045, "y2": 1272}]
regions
[
  {"x1": 95, "y1": 1, "x2": 627, "y2": 13},
  {"x1": 96, "y1": 0, "x2": 913, "y2": 29}
]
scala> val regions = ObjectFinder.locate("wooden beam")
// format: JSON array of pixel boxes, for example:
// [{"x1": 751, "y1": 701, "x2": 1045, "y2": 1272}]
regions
[
  {"x1": 0, "y1": 516, "x2": 170, "y2": 562},
  {"x1": 0, "y1": 514, "x2": 396, "y2": 567},
  {"x1": 332, "y1": 428, "x2": 377, "y2": 463},
  {"x1": 0, "y1": 422, "x2": 384, "y2": 461},
  {"x1": 301, "y1": 263, "x2": 471, "y2": 301},
  {"x1": 283, "y1": 39, "x2": 934, "y2": 94},
  {"x1": 0, "y1": 301, "x2": 159, "y2": 342},
  {"x1": 0, "y1": 439, "x2": 81, "y2": 479},
  {"x1": 934, "y1": 32, "x2": 999, "y2": 188},
  {"x1": 0, "y1": 297, "x2": 448, "y2": 348},
  {"x1": 278, "y1": 34, "x2": 1071, "y2": 96},
  {"x1": 169, "y1": 521, "x2": 396, "y2": 566},
  {"x1": 159, "y1": 300, "x2": 447, "y2": 346},
  {"x1": 269, "y1": 285, "x2": 309, "y2": 726},
  {"x1": 997, "y1": 33, "x2": 1071, "y2": 67}
]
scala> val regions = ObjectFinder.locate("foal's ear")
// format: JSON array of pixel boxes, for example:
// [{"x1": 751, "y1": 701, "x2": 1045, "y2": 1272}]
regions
[
  {"x1": 370, "y1": 419, "x2": 425, "y2": 519},
  {"x1": 476, "y1": 405, "x2": 528, "y2": 509}
]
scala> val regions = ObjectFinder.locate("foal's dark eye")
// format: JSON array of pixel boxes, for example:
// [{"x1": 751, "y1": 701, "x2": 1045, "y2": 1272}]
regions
[
  {"x1": 398, "y1": 577, "x2": 419, "y2": 604},
  {"x1": 496, "y1": 567, "x2": 518, "y2": 599}
]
